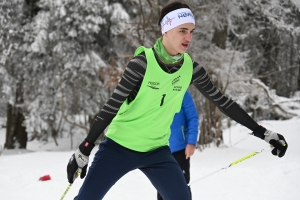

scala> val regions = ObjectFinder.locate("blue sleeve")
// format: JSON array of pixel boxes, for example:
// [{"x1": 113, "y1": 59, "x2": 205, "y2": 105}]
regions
[{"x1": 182, "y1": 91, "x2": 199, "y2": 146}]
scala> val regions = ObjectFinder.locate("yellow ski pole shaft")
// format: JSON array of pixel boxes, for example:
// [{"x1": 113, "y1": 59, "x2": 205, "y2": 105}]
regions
[
  {"x1": 60, "y1": 184, "x2": 72, "y2": 200},
  {"x1": 60, "y1": 172, "x2": 81, "y2": 200},
  {"x1": 225, "y1": 151, "x2": 261, "y2": 168},
  {"x1": 190, "y1": 149, "x2": 264, "y2": 185}
]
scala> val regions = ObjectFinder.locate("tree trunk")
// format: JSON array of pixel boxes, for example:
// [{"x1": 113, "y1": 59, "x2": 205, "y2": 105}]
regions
[
  {"x1": 197, "y1": 26, "x2": 228, "y2": 149},
  {"x1": 5, "y1": 103, "x2": 28, "y2": 149},
  {"x1": 16, "y1": 111, "x2": 27, "y2": 148},
  {"x1": 5, "y1": 103, "x2": 14, "y2": 149},
  {"x1": 212, "y1": 26, "x2": 228, "y2": 49}
]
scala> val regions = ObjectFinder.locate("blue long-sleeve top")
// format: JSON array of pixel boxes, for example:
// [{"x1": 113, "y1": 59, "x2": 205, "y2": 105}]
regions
[{"x1": 169, "y1": 91, "x2": 199, "y2": 153}]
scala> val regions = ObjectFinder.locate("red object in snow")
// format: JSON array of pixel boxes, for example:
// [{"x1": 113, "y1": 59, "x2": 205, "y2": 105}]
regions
[{"x1": 39, "y1": 174, "x2": 51, "y2": 181}]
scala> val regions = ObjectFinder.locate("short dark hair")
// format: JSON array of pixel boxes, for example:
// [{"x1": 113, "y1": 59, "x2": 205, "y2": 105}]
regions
[{"x1": 158, "y1": 1, "x2": 191, "y2": 26}]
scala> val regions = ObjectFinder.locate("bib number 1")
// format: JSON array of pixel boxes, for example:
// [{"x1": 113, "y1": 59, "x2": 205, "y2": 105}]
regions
[{"x1": 160, "y1": 94, "x2": 166, "y2": 106}]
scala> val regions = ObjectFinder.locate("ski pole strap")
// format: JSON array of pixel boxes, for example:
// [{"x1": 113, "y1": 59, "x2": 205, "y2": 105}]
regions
[{"x1": 60, "y1": 184, "x2": 72, "y2": 200}]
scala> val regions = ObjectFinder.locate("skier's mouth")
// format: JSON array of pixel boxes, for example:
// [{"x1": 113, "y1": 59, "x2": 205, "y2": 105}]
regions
[{"x1": 182, "y1": 43, "x2": 189, "y2": 49}]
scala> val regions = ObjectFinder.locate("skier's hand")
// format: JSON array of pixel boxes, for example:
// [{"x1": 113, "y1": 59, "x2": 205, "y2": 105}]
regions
[
  {"x1": 67, "y1": 140, "x2": 94, "y2": 184},
  {"x1": 264, "y1": 130, "x2": 288, "y2": 158},
  {"x1": 67, "y1": 149, "x2": 89, "y2": 183},
  {"x1": 185, "y1": 144, "x2": 195, "y2": 159},
  {"x1": 253, "y1": 126, "x2": 288, "y2": 158}
]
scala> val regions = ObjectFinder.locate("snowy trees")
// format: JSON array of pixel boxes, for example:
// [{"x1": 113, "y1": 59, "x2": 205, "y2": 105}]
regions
[
  {"x1": 184, "y1": 0, "x2": 300, "y2": 148},
  {"x1": 0, "y1": 0, "x2": 299, "y2": 149},
  {"x1": 0, "y1": 0, "x2": 30, "y2": 148},
  {"x1": 0, "y1": 0, "x2": 133, "y2": 149},
  {"x1": 229, "y1": 0, "x2": 300, "y2": 97}
]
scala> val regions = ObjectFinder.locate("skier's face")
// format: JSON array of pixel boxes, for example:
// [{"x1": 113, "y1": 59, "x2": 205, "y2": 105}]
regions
[{"x1": 162, "y1": 23, "x2": 195, "y2": 56}]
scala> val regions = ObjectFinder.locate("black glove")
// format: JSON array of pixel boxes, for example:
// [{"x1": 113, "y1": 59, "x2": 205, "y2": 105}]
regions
[
  {"x1": 67, "y1": 140, "x2": 95, "y2": 184},
  {"x1": 253, "y1": 126, "x2": 288, "y2": 158}
]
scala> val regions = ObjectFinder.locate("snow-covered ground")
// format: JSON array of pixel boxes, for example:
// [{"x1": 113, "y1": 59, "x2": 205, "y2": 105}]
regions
[{"x1": 0, "y1": 117, "x2": 299, "y2": 200}]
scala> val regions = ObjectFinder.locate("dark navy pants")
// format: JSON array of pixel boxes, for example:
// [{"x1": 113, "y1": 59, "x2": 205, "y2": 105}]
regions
[
  {"x1": 157, "y1": 149, "x2": 191, "y2": 200},
  {"x1": 74, "y1": 138, "x2": 190, "y2": 200}
]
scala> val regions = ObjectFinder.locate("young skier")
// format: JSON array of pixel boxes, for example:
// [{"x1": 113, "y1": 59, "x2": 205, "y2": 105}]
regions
[
  {"x1": 67, "y1": 2, "x2": 288, "y2": 200},
  {"x1": 157, "y1": 90, "x2": 199, "y2": 200}
]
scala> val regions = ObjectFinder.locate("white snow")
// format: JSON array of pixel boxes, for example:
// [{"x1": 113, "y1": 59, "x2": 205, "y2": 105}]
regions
[{"x1": 0, "y1": 117, "x2": 299, "y2": 200}]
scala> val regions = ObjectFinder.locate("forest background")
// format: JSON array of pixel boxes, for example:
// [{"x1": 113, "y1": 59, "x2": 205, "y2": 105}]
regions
[{"x1": 0, "y1": 0, "x2": 300, "y2": 151}]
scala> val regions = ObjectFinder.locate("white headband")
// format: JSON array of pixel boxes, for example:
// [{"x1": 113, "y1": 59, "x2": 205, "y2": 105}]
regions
[{"x1": 160, "y1": 8, "x2": 195, "y2": 34}]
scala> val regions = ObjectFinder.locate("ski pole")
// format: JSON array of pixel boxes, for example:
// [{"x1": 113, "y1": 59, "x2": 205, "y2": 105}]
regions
[
  {"x1": 60, "y1": 172, "x2": 81, "y2": 200},
  {"x1": 60, "y1": 184, "x2": 72, "y2": 200},
  {"x1": 190, "y1": 149, "x2": 265, "y2": 185}
]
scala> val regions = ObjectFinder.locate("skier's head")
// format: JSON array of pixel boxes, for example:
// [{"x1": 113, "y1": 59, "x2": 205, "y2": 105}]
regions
[{"x1": 158, "y1": 1, "x2": 195, "y2": 55}]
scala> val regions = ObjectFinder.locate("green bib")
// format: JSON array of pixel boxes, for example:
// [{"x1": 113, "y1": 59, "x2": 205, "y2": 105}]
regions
[{"x1": 105, "y1": 46, "x2": 193, "y2": 152}]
